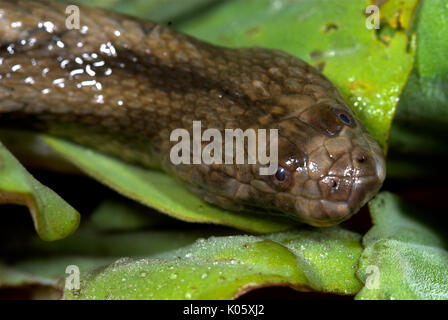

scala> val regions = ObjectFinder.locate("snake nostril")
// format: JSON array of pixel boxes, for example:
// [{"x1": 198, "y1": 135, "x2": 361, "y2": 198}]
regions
[
  {"x1": 356, "y1": 156, "x2": 366, "y2": 163},
  {"x1": 320, "y1": 176, "x2": 350, "y2": 201}
]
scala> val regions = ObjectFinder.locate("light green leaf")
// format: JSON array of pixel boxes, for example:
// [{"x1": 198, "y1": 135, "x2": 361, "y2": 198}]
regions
[
  {"x1": 388, "y1": 0, "x2": 448, "y2": 176},
  {"x1": 64, "y1": 227, "x2": 362, "y2": 300},
  {"x1": 0, "y1": 141, "x2": 80, "y2": 241},
  {"x1": 0, "y1": 262, "x2": 57, "y2": 288},
  {"x1": 2, "y1": 226, "x2": 219, "y2": 292},
  {"x1": 24, "y1": 227, "x2": 225, "y2": 259},
  {"x1": 356, "y1": 192, "x2": 448, "y2": 300},
  {"x1": 87, "y1": 199, "x2": 177, "y2": 232},
  {"x1": 394, "y1": 0, "x2": 448, "y2": 130},
  {"x1": 266, "y1": 228, "x2": 362, "y2": 294}
]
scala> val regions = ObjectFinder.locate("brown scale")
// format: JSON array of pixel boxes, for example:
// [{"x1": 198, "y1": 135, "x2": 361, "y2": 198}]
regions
[{"x1": 0, "y1": 0, "x2": 386, "y2": 226}]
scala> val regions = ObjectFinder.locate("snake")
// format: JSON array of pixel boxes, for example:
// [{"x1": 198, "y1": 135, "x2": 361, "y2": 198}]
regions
[{"x1": 0, "y1": 0, "x2": 386, "y2": 227}]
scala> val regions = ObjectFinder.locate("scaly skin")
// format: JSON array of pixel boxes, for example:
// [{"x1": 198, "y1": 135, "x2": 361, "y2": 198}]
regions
[{"x1": 0, "y1": 0, "x2": 386, "y2": 226}]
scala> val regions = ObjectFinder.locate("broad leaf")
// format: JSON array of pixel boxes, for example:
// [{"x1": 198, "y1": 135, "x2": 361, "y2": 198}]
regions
[
  {"x1": 64, "y1": 227, "x2": 363, "y2": 299},
  {"x1": 356, "y1": 192, "x2": 448, "y2": 300},
  {"x1": 388, "y1": 0, "x2": 448, "y2": 176},
  {"x1": 0, "y1": 142, "x2": 80, "y2": 241}
]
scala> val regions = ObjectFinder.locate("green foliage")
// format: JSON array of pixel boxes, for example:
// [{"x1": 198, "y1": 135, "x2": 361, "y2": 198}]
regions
[
  {"x1": 388, "y1": 0, "x2": 448, "y2": 177},
  {"x1": 64, "y1": 227, "x2": 362, "y2": 299},
  {"x1": 0, "y1": 142, "x2": 79, "y2": 241},
  {"x1": 356, "y1": 192, "x2": 448, "y2": 300}
]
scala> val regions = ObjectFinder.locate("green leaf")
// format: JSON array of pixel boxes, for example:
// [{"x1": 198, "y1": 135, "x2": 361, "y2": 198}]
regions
[
  {"x1": 356, "y1": 192, "x2": 448, "y2": 300},
  {"x1": 388, "y1": 0, "x2": 448, "y2": 175},
  {"x1": 0, "y1": 262, "x2": 57, "y2": 288},
  {"x1": 2, "y1": 227, "x2": 219, "y2": 292},
  {"x1": 87, "y1": 199, "x2": 177, "y2": 232},
  {"x1": 380, "y1": 0, "x2": 419, "y2": 30},
  {"x1": 179, "y1": 0, "x2": 417, "y2": 151},
  {"x1": 24, "y1": 227, "x2": 225, "y2": 259},
  {"x1": 266, "y1": 228, "x2": 363, "y2": 294},
  {"x1": 0, "y1": 141, "x2": 80, "y2": 241},
  {"x1": 42, "y1": 135, "x2": 295, "y2": 234},
  {"x1": 394, "y1": 0, "x2": 448, "y2": 131},
  {"x1": 6, "y1": 257, "x2": 112, "y2": 285},
  {"x1": 64, "y1": 227, "x2": 362, "y2": 300}
]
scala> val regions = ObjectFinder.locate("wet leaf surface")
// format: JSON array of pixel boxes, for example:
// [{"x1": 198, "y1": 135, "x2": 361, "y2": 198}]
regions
[
  {"x1": 64, "y1": 227, "x2": 362, "y2": 299},
  {"x1": 0, "y1": 142, "x2": 80, "y2": 241},
  {"x1": 356, "y1": 192, "x2": 448, "y2": 300}
]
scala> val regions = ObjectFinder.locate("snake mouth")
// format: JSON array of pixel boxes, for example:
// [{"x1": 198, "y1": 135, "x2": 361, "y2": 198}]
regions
[
  {"x1": 303, "y1": 212, "x2": 353, "y2": 227},
  {"x1": 294, "y1": 168, "x2": 385, "y2": 227},
  {"x1": 294, "y1": 197, "x2": 353, "y2": 227}
]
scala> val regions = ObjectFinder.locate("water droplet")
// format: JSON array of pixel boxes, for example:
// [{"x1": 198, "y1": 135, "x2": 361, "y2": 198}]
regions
[{"x1": 169, "y1": 273, "x2": 178, "y2": 280}]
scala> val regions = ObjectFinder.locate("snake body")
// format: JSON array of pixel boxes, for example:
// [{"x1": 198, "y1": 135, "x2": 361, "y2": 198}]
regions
[{"x1": 0, "y1": 0, "x2": 386, "y2": 226}]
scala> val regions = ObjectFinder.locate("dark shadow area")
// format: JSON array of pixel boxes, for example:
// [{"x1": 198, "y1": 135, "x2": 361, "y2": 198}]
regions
[{"x1": 238, "y1": 286, "x2": 352, "y2": 301}]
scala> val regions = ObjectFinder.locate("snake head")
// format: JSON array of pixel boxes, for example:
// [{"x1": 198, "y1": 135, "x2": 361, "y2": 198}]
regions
[
  {"x1": 254, "y1": 100, "x2": 386, "y2": 226},
  {"x1": 184, "y1": 99, "x2": 386, "y2": 227}
]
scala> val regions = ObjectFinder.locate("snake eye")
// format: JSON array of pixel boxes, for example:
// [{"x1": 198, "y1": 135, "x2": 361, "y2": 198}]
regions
[
  {"x1": 275, "y1": 166, "x2": 286, "y2": 181},
  {"x1": 339, "y1": 113, "x2": 351, "y2": 124},
  {"x1": 331, "y1": 107, "x2": 355, "y2": 127},
  {"x1": 269, "y1": 166, "x2": 292, "y2": 190}
]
